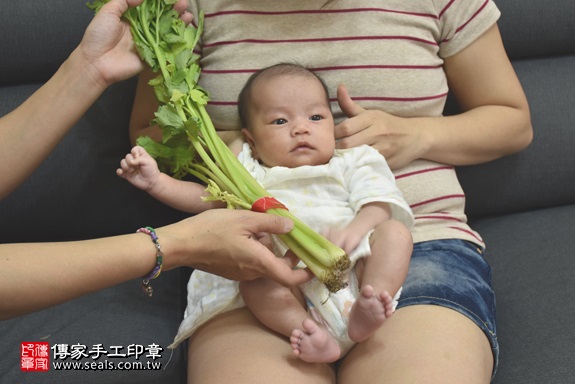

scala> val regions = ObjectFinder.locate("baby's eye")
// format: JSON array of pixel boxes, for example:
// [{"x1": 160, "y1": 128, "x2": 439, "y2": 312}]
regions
[
  {"x1": 272, "y1": 118, "x2": 288, "y2": 125},
  {"x1": 310, "y1": 115, "x2": 323, "y2": 121}
]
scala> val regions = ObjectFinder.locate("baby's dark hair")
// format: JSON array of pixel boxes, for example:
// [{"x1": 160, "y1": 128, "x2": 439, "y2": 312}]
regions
[{"x1": 237, "y1": 63, "x2": 331, "y2": 129}]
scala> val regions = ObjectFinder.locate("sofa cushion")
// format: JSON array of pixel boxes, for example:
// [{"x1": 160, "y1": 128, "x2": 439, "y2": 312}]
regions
[
  {"x1": 0, "y1": 269, "x2": 190, "y2": 384},
  {"x1": 0, "y1": 74, "x2": 191, "y2": 384},
  {"x1": 0, "y1": 79, "x2": 188, "y2": 243},
  {"x1": 495, "y1": 0, "x2": 575, "y2": 59},
  {"x1": 0, "y1": 0, "x2": 92, "y2": 85},
  {"x1": 0, "y1": 0, "x2": 190, "y2": 242},
  {"x1": 457, "y1": 55, "x2": 575, "y2": 220},
  {"x1": 472, "y1": 204, "x2": 575, "y2": 383}
]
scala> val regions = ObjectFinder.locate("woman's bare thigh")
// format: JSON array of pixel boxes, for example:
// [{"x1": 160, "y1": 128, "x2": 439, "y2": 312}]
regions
[
  {"x1": 338, "y1": 305, "x2": 493, "y2": 384},
  {"x1": 187, "y1": 307, "x2": 335, "y2": 384}
]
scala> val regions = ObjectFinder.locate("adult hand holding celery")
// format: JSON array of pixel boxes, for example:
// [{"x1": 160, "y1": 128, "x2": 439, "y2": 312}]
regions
[{"x1": 87, "y1": 0, "x2": 350, "y2": 292}]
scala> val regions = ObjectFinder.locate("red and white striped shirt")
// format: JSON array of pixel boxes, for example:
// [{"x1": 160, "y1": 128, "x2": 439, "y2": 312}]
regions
[{"x1": 187, "y1": 0, "x2": 501, "y2": 247}]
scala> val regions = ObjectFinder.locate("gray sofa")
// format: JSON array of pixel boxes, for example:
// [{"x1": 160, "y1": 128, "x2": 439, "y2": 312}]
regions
[{"x1": 1, "y1": 0, "x2": 573, "y2": 383}]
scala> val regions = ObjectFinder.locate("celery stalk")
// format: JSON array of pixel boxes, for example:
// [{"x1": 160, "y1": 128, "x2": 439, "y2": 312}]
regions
[{"x1": 88, "y1": 0, "x2": 351, "y2": 292}]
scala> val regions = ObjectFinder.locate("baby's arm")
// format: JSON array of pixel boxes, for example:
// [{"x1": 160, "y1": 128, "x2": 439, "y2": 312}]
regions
[
  {"x1": 117, "y1": 146, "x2": 224, "y2": 213},
  {"x1": 323, "y1": 202, "x2": 391, "y2": 255}
]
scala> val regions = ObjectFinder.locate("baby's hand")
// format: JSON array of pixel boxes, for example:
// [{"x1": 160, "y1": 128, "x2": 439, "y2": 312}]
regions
[
  {"x1": 322, "y1": 227, "x2": 363, "y2": 256},
  {"x1": 116, "y1": 146, "x2": 161, "y2": 192}
]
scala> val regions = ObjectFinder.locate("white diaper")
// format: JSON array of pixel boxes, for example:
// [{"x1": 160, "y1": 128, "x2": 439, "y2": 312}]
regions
[
  {"x1": 301, "y1": 271, "x2": 401, "y2": 356},
  {"x1": 170, "y1": 235, "x2": 401, "y2": 353}
]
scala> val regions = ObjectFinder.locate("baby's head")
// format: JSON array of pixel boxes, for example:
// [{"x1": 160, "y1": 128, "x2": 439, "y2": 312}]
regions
[{"x1": 238, "y1": 63, "x2": 336, "y2": 168}]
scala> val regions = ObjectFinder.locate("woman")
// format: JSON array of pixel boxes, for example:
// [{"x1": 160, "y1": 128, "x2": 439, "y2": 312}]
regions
[
  {"x1": 130, "y1": 0, "x2": 532, "y2": 382},
  {"x1": 0, "y1": 0, "x2": 309, "y2": 321}
]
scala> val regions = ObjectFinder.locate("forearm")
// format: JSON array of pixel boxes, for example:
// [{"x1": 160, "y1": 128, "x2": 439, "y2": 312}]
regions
[
  {"x1": 0, "y1": 233, "x2": 157, "y2": 320},
  {"x1": 347, "y1": 203, "x2": 392, "y2": 236},
  {"x1": 410, "y1": 103, "x2": 532, "y2": 166},
  {"x1": 417, "y1": 24, "x2": 533, "y2": 166},
  {"x1": 129, "y1": 69, "x2": 161, "y2": 145},
  {"x1": 148, "y1": 173, "x2": 224, "y2": 213},
  {"x1": 0, "y1": 220, "x2": 211, "y2": 320},
  {"x1": 0, "y1": 209, "x2": 306, "y2": 319},
  {"x1": 0, "y1": 49, "x2": 107, "y2": 200}
]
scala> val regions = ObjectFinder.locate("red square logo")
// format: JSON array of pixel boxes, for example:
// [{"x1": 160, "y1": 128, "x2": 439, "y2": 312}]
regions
[{"x1": 21, "y1": 342, "x2": 50, "y2": 372}]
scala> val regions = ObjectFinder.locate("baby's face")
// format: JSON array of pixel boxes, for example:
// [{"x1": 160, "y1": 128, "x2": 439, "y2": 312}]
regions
[{"x1": 243, "y1": 73, "x2": 336, "y2": 168}]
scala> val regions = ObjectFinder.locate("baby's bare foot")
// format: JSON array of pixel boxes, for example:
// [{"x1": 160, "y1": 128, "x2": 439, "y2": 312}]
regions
[
  {"x1": 348, "y1": 285, "x2": 394, "y2": 342},
  {"x1": 290, "y1": 318, "x2": 341, "y2": 363}
]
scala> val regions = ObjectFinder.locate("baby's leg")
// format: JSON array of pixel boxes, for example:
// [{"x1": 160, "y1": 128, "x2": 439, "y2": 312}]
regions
[
  {"x1": 347, "y1": 285, "x2": 395, "y2": 342},
  {"x1": 348, "y1": 219, "x2": 413, "y2": 342},
  {"x1": 290, "y1": 318, "x2": 341, "y2": 363},
  {"x1": 240, "y1": 278, "x2": 341, "y2": 363}
]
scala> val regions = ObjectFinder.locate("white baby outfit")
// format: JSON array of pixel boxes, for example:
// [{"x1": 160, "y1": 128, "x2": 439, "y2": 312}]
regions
[{"x1": 171, "y1": 144, "x2": 413, "y2": 353}]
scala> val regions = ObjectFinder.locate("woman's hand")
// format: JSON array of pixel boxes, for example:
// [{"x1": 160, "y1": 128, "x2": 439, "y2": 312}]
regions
[
  {"x1": 334, "y1": 84, "x2": 426, "y2": 170},
  {"x1": 79, "y1": 0, "x2": 192, "y2": 88},
  {"x1": 160, "y1": 210, "x2": 313, "y2": 287}
]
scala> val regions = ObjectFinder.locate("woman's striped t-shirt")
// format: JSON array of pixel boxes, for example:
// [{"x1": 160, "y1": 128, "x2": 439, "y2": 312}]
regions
[{"x1": 186, "y1": 0, "x2": 501, "y2": 247}]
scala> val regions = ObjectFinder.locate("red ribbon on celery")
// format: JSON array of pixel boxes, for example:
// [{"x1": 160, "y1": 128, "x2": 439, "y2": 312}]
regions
[{"x1": 251, "y1": 197, "x2": 288, "y2": 213}]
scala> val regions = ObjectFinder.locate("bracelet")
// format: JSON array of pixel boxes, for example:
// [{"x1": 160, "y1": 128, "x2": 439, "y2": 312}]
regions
[{"x1": 136, "y1": 227, "x2": 164, "y2": 297}]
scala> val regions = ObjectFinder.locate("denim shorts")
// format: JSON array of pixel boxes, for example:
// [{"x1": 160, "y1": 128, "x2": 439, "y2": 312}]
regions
[{"x1": 396, "y1": 239, "x2": 499, "y2": 377}]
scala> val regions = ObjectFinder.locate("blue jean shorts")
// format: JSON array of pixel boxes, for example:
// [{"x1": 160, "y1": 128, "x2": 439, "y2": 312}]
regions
[{"x1": 396, "y1": 239, "x2": 499, "y2": 377}]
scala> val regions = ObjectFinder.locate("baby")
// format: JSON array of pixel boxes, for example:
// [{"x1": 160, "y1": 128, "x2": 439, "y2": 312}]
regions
[{"x1": 118, "y1": 63, "x2": 413, "y2": 362}]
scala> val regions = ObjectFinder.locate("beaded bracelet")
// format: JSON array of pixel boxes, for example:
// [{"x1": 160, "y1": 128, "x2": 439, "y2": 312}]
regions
[{"x1": 137, "y1": 227, "x2": 164, "y2": 297}]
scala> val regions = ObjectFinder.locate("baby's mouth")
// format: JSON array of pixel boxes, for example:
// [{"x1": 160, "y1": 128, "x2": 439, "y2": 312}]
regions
[{"x1": 292, "y1": 142, "x2": 313, "y2": 152}]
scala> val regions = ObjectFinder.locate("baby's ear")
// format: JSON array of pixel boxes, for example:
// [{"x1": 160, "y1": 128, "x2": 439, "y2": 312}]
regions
[{"x1": 241, "y1": 128, "x2": 259, "y2": 159}]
